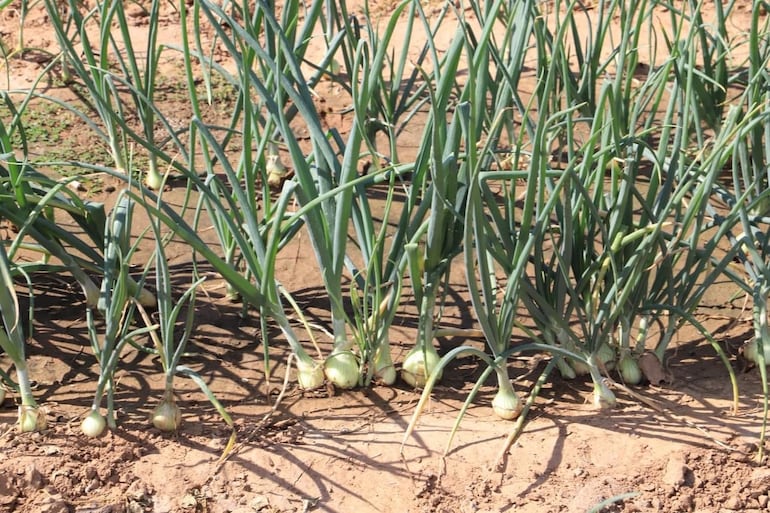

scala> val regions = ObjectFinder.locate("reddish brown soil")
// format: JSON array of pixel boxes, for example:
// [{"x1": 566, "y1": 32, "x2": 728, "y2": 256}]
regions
[{"x1": 1, "y1": 1, "x2": 769, "y2": 513}]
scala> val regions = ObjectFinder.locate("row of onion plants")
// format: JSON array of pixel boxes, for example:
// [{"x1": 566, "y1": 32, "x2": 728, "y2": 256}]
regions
[
  {"x1": 0, "y1": 0, "x2": 768, "y2": 449},
  {"x1": 403, "y1": 0, "x2": 765, "y2": 454}
]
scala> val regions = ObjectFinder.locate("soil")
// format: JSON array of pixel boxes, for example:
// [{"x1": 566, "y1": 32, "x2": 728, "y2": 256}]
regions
[{"x1": 1, "y1": 1, "x2": 769, "y2": 513}]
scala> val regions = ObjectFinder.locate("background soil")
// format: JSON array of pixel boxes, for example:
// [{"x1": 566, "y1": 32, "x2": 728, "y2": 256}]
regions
[{"x1": 1, "y1": 1, "x2": 769, "y2": 512}]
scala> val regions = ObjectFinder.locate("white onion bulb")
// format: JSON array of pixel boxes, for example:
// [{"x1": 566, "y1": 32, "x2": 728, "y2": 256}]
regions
[
  {"x1": 296, "y1": 360, "x2": 325, "y2": 390},
  {"x1": 492, "y1": 388, "x2": 523, "y2": 420},
  {"x1": 619, "y1": 354, "x2": 642, "y2": 385},
  {"x1": 324, "y1": 351, "x2": 360, "y2": 389},
  {"x1": 152, "y1": 396, "x2": 181, "y2": 431},
  {"x1": 19, "y1": 405, "x2": 46, "y2": 433},
  {"x1": 81, "y1": 410, "x2": 107, "y2": 438},
  {"x1": 401, "y1": 347, "x2": 442, "y2": 388}
]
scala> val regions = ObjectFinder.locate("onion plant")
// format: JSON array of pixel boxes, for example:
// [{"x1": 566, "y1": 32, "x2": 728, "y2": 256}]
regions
[
  {"x1": 696, "y1": 4, "x2": 770, "y2": 459},
  {"x1": 334, "y1": 0, "x2": 457, "y2": 387},
  {"x1": 81, "y1": 193, "x2": 157, "y2": 436},
  {"x1": 110, "y1": 0, "x2": 165, "y2": 189},
  {"x1": 180, "y1": 0, "x2": 341, "y2": 388},
  {"x1": 515, "y1": 0, "x2": 740, "y2": 408},
  {"x1": 125, "y1": 168, "x2": 326, "y2": 390},
  {"x1": 0, "y1": 241, "x2": 46, "y2": 431},
  {"x1": 406, "y1": 0, "x2": 534, "y2": 402},
  {"x1": 41, "y1": 0, "x2": 183, "y2": 190},
  {"x1": 128, "y1": 186, "x2": 235, "y2": 445},
  {"x1": 325, "y1": 0, "x2": 447, "y2": 163},
  {"x1": 191, "y1": 0, "x2": 405, "y2": 389},
  {"x1": 398, "y1": 21, "x2": 472, "y2": 388}
]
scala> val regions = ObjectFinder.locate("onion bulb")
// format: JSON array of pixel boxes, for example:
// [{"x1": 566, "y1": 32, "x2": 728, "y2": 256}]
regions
[
  {"x1": 741, "y1": 338, "x2": 770, "y2": 365},
  {"x1": 742, "y1": 339, "x2": 762, "y2": 366},
  {"x1": 324, "y1": 351, "x2": 360, "y2": 389},
  {"x1": 492, "y1": 387, "x2": 523, "y2": 420},
  {"x1": 592, "y1": 379, "x2": 616, "y2": 410},
  {"x1": 145, "y1": 164, "x2": 163, "y2": 191},
  {"x1": 225, "y1": 283, "x2": 241, "y2": 302},
  {"x1": 329, "y1": 58, "x2": 341, "y2": 75},
  {"x1": 266, "y1": 142, "x2": 289, "y2": 188},
  {"x1": 125, "y1": 279, "x2": 157, "y2": 308},
  {"x1": 597, "y1": 343, "x2": 616, "y2": 370},
  {"x1": 18, "y1": 405, "x2": 47, "y2": 432},
  {"x1": 374, "y1": 361, "x2": 397, "y2": 386},
  {"x1": 619, "y1": 354, "x2": 642, "y2": 385},
  {"x1": 81, "y1": 410, "x2": 107, "y2": 437},
  {"x1": 401, "y1": 346, "x2": 442, "y2": 388},
  {"x1": 81, "y1": 279, "x2": 100, "y2": 308},
  {"x1": 136, "y1": 286, "x2": 157, "y2": 308},
  {"x1": 296, "y1": 359, "x2": 325, "y2": 390},
  {"x1": 152, "y1": 394, "x2": 181, "y2": 432}
]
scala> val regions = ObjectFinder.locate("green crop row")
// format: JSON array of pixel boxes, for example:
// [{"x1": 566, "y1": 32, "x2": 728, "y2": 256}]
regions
[{"x1": 1, "y1": 0, "x2": 769, "y2": 461}]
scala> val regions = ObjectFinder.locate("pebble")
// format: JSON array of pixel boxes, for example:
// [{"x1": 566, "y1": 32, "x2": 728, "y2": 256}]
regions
[
  {"x1": 38, "y1": 495, "x2": 69, "y2": 513},
  {"x1": 74, "y1": 504, "x2": 114, "y2": 513},
  {"x1": 83, "y1": 466, "x2": 97, "y2": 480},
  {"x1": 722, "y1": 496, "x2": 743, "y2": 510},
  {"x1": 25, "y1": 464, "x2": 44, "y2": 490},
  {"x1": 125, "y1": 480, "x2": 149, "y2": 501},
  {"x1": 662, "y1": 457, "x2": 690, "y2": 487},
  {"x1": 0, "y1": 474, "x2": 19, "y2": 506},
  {"x1": 180, "y1": 493, "x2": 197, "y2": 509},
  {"x1": 41, "y1": 445, "x2": 61, "y2": 455}
]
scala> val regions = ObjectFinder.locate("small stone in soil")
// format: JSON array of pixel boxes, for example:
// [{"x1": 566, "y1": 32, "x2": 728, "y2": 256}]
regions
[
  {"x1": 722, "y1": 496, "x2": 743, "y2": 510},
  {"x1": 25, "y1": 464, "x2": 44, "y2": 490},
  {"x1": 662, "y1": 456, "x2": 690, "y2": 487},
  {"x1": 38, "y1": 495, "x2": 69, "y2": 513},
  {"x1": 42, "y1": 445, "x2": 61, "y2": 455},
  {"x1": 0, "y1": 473, "x2": 19, "y2": 505}
]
